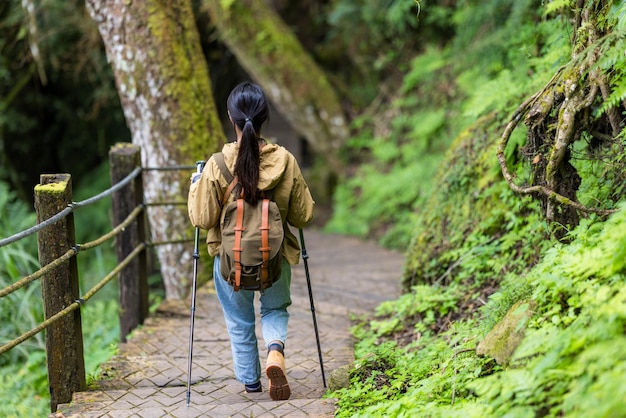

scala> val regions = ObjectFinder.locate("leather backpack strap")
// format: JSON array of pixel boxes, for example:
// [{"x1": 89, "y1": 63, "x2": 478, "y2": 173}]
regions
[
  {"x1": 259, "y1": 198, "x2": 271, "y2": 284},
  {"x1": 214, "y1": 152, "x2": 238, "y2": 205},
  {"x1": 222, "y1": 178, "x2": 238, "y2": 206},
  {"x1": 233, "y1": 197, "x2": 245, "y2": 291}
]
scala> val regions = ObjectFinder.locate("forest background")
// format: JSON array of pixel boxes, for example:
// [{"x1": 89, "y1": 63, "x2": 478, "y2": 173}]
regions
[{"x1": 1, "y1": 0, "x2": 626, "y2": 417}]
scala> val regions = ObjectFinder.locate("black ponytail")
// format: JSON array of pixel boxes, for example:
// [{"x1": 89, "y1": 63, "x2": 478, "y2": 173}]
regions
[{"x1": 227, "y1": 82, "x2": 270, "y2": 206}]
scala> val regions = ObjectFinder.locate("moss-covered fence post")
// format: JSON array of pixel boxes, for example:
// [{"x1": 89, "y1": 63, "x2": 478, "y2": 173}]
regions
[
  {"x1": 109, "y1": 143, "x2": 149, "y2": 342},
  {"x1": 34, "y1": 173, "x2": 86, "y2": 413}
]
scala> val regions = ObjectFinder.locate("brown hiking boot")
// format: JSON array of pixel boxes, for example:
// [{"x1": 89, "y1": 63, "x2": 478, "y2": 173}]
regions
[{"x1": 266, "y1": 349, "x2": 290, "y2": 400}]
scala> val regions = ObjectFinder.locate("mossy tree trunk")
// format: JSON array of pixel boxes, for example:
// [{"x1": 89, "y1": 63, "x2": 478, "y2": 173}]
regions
[
  {"x1": 86, "y1": 0, "x2": 226, "y2": 299},
  {"x1": 202, "y1": 0, "x2": 349, "y2": 176}
]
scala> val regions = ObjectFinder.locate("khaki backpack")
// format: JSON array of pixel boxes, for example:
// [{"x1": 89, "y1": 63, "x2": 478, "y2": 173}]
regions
[{"x1": 214, "y1": 152, "x2": 284, "y2": 292}]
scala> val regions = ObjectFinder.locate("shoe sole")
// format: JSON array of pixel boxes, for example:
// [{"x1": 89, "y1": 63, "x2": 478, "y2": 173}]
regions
[{"x1": 266, "y1": 364, "x2": 291, "y2": 401}]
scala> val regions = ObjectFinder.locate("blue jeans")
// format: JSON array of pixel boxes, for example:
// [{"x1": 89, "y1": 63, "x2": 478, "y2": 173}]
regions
[{"x1": 213, "y1": 255, "x2": 292, "y2": 385}]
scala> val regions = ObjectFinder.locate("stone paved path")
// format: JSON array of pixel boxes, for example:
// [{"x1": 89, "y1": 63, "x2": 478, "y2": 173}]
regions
[{"x1": 55, "y1": 229, "x2": 404, "y2": 417}]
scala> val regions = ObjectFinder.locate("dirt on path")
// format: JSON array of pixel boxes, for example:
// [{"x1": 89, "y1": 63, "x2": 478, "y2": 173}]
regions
[{"x1": 55, "y1": 229, "x2": 405, "y2": 418}]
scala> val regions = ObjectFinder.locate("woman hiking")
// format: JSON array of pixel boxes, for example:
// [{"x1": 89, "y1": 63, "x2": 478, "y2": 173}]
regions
[{"x1": 187, "y1": 82, "x2": 315, "y2": 401}]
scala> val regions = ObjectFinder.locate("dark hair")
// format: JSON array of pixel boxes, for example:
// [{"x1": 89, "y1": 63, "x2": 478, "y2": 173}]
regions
[{"x1": 227, "y1": 82, "x2": 269, "y2": 205}]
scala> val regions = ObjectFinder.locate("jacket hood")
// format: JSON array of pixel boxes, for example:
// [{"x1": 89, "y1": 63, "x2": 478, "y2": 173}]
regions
[{"x1": 220, "y1": 141, "x2": 290, "y2": 191}]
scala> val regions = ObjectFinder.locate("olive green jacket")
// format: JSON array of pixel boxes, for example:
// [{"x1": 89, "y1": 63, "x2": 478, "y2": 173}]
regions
[{"x1": 188, "y1": 142, "x2": 315, "y2": 265}]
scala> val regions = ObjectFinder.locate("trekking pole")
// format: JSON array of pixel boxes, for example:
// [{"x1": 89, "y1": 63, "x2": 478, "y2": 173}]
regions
[
  {"x1": 186, "y1": 160, "x2": 205, "y2": 406},
  {"x1": 298, "y1": 228, "x2": 327, "y2": 388}
]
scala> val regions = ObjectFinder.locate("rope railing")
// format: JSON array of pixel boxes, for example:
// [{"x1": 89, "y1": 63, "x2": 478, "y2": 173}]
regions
[
  {"x1": 0, "y1": 205, "x2": 144, "y2": 299},
  {"x1": 0, "y1": 242, "x2": 146, "y2": 356},
  {"x1": 0, "y1": 143, "x2": 197, "y2": 410},
  {"x1": 0, "y1": 167, "x2": 142, "y2": 249},
  {"x1": 81, "y1": 242, "x2": 146, "y2": 302},
  {"x1": 0, "y1": 206, "x2": 74, "y2": 248}
]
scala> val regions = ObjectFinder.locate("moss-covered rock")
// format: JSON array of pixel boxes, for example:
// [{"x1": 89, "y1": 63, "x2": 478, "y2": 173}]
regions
[
  {"x1": 328, "y1": 364, "x2": 352, "y2": 392},
  {"x1": 476, "y1": 300, "x2": 536, "y2": 366}
]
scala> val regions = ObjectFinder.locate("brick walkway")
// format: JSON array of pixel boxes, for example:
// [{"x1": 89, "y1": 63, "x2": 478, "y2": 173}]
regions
[{"x1": 55, "y1": 230, "x2": 404, "y2": 417}]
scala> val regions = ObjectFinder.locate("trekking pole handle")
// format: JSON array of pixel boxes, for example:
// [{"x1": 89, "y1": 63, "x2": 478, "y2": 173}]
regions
[{"x1": 192, "y1": 161, "x2": 205, "y2": 184}]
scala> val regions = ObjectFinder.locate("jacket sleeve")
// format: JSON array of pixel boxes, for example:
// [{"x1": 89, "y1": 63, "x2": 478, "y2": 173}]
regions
[
  {"x1": 187, "y1": 158, "x2": 224, "y2": 230},
  {"x1": 286, "y1": 157, "x2": 315, "y2": 228}
]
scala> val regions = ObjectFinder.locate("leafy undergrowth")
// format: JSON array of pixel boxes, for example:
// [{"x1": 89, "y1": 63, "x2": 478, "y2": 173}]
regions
[
  {"x1": 331, "y1": 203, "x2": 626, "y2": 417},
  {"x1": 328, "y1": 2, "x2": 626, "y2": 415}
]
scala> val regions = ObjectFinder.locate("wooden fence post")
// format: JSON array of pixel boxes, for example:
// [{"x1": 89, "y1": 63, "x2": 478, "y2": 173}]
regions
[
  {"x1": 109, "y1": 143, "x2": 149, "y2": 342},
  {"x1": 34, "y1": 173, "x2": 86, "y2": 413}
]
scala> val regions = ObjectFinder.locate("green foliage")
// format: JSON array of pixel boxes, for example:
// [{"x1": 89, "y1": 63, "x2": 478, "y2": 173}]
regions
[
  {"x1": 82, "y1": 299, "x2": 120, "y2": 379},
  {"x1": 0, "y1": 182, "x2": 42, "y2": 365},
  {"x1": 542, "y1": 0, "x2": 573, "y2": 16},
  {"x1": 324, "y1": 0, "x2": 427, "y2": 104},
  {"x1": 595, "y1": 2, "x2": 626, "y2": 116},
  {"x1": 326, "y1": 148, "x2": 440, "y2": 248},
  {"x1": 570, "y1": 132, "x2": 626, "y2": 208},
  {"x1": 402, "y1": 115, "x2": 552, "y2": 289},
  {"x1": 0, "y1": 182, "x2": 51, "y2": 417},
  {"x1": 326, "y1": 45, "x2": 460, "y2": 249},
  {"x1": 331, "y1": 1, "x2": 626, "y2": 416},
  {"x1": 0, "y1": 299, "x2": 119, "y2": 418},
  {"x1": 333, "y1": 204, "x2": 626, "y2": 417},
  {"x1": 467, "y1": 207, "x2": 626, "y2": 417},
  {"x1": 352, "y1": 284, "x2": 460, "y2": 352},
  {"x1": 327, "y1": 0, "x2": 420, "y2": 39},
  {"x1": 0, "y1": 0, "x2": 128, "y2": 202},
  {"x1": 326, "y1": 0, "x2": 574, "y2": 251},
  {"x1": 0, "y1": 354, "x2": 49, "y2": 418}
]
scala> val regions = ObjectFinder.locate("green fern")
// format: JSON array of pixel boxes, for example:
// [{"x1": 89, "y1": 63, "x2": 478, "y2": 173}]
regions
[
  {"x1": 542, "y1": 0, "x2": 572, "y2": 16},
  {"x1": 594, "y1": 3, "x2": 626, "y2": 118}
]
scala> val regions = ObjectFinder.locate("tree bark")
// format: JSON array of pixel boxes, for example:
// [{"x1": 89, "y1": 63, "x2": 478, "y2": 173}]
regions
[
  {"x1": 202, "y1": 0, "x2": 349, "y2": 175},
  {"x1": 86, "y1": 0, "x2": 226, "y2": 299}
]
